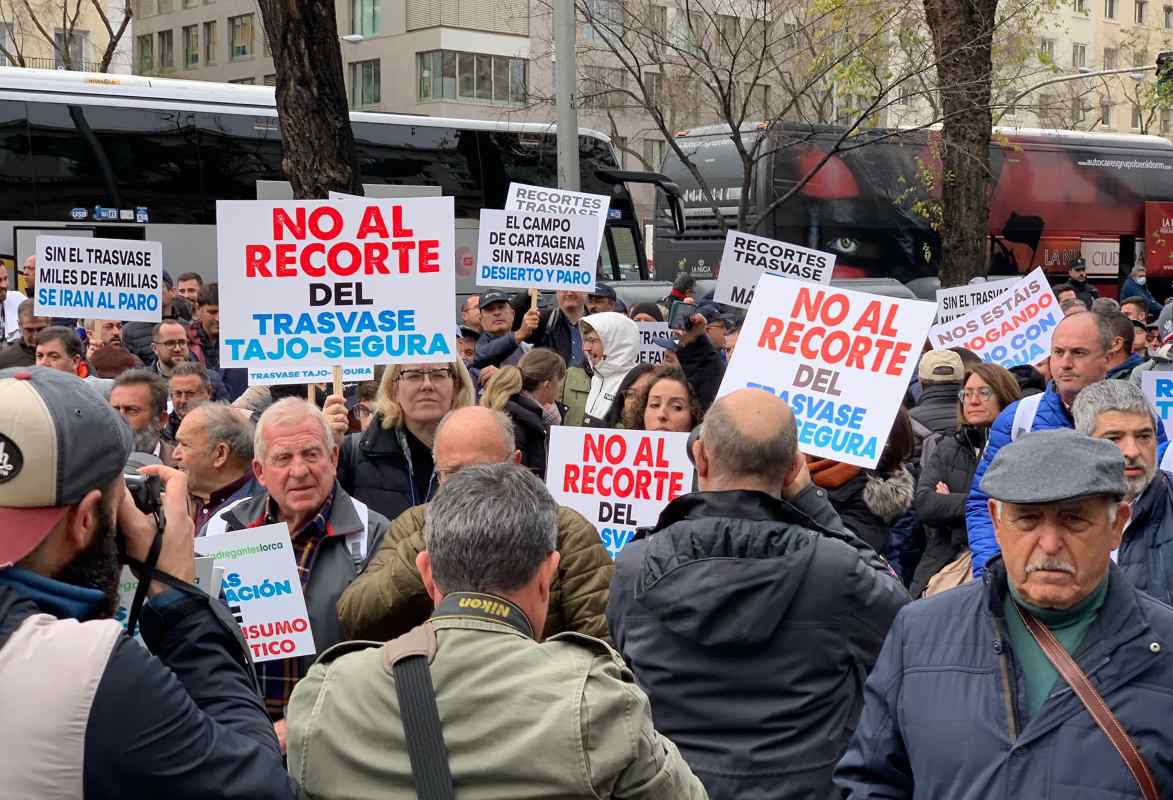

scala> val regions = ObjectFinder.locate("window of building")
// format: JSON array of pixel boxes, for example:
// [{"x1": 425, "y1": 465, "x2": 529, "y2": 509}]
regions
[
  {"x1": 416, "y1": 49, "x2": 527, "y2": 104},
  {"x1": 642, "y1": 137, "x2": 666, "y2": 169},
  {"x1": 183, "y1": 25, "x2": 198, "y2": 68},
  {"x1": 1040, "y1": 37, "x2": 1055, "y2": 62},
  {"x1": 1137, "y1": 0, "x2": 1148, "y2": 22},
  {"x1": 1104, "y1": 46, "x2": 1118, "y2": 68},
  {"x1": 158, "y1": 29, "x2": 174, "y2": 70},
  {"x1": 137, "y1": 33, "x2": 154, "y2": 72},
  {"x1": 1133, "y1": 102, "x2": 1144, "y2": 128},
  {"x1": 1073, "y1": 42, "x2": 1087, "y2": 68},
  {"x1": 613, "y1": 135, "x2": 627, "y2": 167},
  {"x1": 229, "y1": 77, "x2": 255, "y2": 85},
  {"x1": 1075, "y1": 0, "x2": 1088, "y2": 11},
  {"x1": 203, "y1": 20, "x2": 216, "y2": 63},
  {"x1": 582, "y1": 65, "x2": 626, "y2": 109},
  {"x1": 1162, "y1": 107, "x2": 1172, "y2": 132},
  {"x1": 643, "y1": 70, "x2": 661, "y2": 105},
  {"x1": 898, "y1": 83, "x2": 915, "y2": 106},
  {"x1": 583, "y1": 0, "x2": 624, "y2": 41},
  {"x1": 649, "y1": 5, "x2": 666, "y2": 43},
  {"x1": 1106, "y1": 0, "x2": 1118, "y2": 17},
  {"x1": 717, "y1": 14, "x2": 738, "y2": 45},
  {"x1": 349, "y1": 58, "x2": 381, "y2": 107},
  {"x1": 157, "y1": 0, "x2": 173, "y2": 14},
  {"x1": 264, "y1": 73, "x2": 276, "y2": 86},
  {"x1": 0, "y1": 23, "x2": 13, "y2": 66},
  {"x1": 229, "y1": 14, "x2": 254, "y2": 60},
  {"x1": 352, "y1": 0, "x2": 381, "y2": 36},
  {"x1": 1166, "y1": 4, "x2": 1173, "y2": 25},
  {"x1": 1134, "y1": 48, "x2": 1149, "y2": 67},
  {"x1": 1038, "y1": 92, "x2": 1055, "y2": 116},
  {"x1": 54, "y1": 29, "x2": 89, "y2": 69},
  {"x1": 1004, "y1": 90, "x2": 1018, "y2": 115},
  {"x1": 182, "y1": 0, "x2": 197, "y2": 8},
  {"x1": 1072, "y1": 97, "x2": 1087, "y2": 122},
  {"x1": 1101, "y1": 96, "x2": 1112, "y2": 125}
]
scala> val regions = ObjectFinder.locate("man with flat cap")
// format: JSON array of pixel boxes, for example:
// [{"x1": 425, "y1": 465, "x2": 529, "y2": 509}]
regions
[{"x1": 837, "y1": 427, "x2": 1173, "y2": 800}]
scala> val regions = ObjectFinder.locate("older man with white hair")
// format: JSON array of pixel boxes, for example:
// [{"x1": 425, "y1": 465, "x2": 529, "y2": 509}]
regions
[
  {"x1": 1073, "y1": 379, "x2": 1173, "y2": 604},
  {"x1": 203, "y1": 397, "x2": 390, "y2": 751}
]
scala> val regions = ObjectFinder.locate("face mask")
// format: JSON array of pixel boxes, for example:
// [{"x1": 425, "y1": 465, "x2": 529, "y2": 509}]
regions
[{"x1": 1137, "y1": 277, "x2": 1147, "y2": 286}]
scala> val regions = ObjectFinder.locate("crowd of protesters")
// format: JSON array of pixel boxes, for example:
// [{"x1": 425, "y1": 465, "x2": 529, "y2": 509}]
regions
[{"x1": 6, "y1": 257, "x2": 1173, "y2": 799}]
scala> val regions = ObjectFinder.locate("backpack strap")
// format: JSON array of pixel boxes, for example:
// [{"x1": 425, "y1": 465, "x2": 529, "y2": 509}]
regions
[
  {"x1": 1010, "y1": 392, "x2": 1044, "y2": 441},
  {"x1": 383, "y1": 623, "x2": 454, "y2": 800}
]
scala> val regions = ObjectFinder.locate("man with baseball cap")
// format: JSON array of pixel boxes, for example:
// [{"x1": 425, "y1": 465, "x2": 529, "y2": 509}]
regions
[
  {"x1": 838, "y1": 427, "x2": 1173, "y2": 798},
  {"x1": 587, "y1": 283, "x2": 618, "y2": 314},
  {"x1": 910, "y1": 350, "x2": 965, "y2": 436},
  {"x1": 0, "y1": 367, "x2": 296, "y2": 798},
  {"x1": 473, "y1": 289, "x2": 539, "y2": 369}
]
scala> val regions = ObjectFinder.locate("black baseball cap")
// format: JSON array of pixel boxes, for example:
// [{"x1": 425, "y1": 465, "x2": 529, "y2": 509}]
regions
[{"x1": 480, "y1": 290, "x2": 512, "y2": 309}]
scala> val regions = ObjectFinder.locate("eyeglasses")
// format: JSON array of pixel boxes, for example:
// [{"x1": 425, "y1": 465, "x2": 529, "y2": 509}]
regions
[
  {"x1": 352, "y1": 403, "x2": 373, "y2": 418},
  {"x1": 959, "y1": 387, "x2": 995, "y2": 401},
  {"x1": 155, "y1": 339, "x2": 188, "y2": 349},
  {"x1": 398, "y1": 368, "x2": 454, "y2": 386}
]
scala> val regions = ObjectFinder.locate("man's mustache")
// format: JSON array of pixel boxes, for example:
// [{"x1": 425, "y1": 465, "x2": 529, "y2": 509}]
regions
[{"x1": 1026, "y1": 558, "x2": 1076, "y2": 576}]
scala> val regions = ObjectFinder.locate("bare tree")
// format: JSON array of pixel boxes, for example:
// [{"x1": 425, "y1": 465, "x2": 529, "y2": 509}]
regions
[
  {"x1": 0, "y1": 0, "x2": 131, "y2": 72},
  {"x1": 256, "y1": 0, "x2": 361, "y2": 198}
]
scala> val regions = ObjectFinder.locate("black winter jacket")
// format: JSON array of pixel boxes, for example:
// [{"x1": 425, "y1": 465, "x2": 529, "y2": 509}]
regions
[
  {"x1": 675, "y1": 332, "x2": 726, "y2": 411},
  {"x1": 122, "y1": 298, "x2": 191, "y2": 362},
  {"x1": 608, "y1": 489, "x2": 910, "y2": 800},
  {"x1": 836, "y1": 562, "x2": 1173, "y2": 799},
  {"x1": 503, "y1": 392, "x2": 549, "y2": 478},
  {"x1": 910, "y1": 425, "x2": 986, "y2": 597},
  {"x1": 527, "y1": 306, "x2": 579, "y2": 368},
  {"x1": 908, "y1": 382, "x2": 960, "y2": 437},
  {"x1": 1118, "y1": 471, "x2": 1173, "y2": 605},
  {"x1": 0, "y1": 581, "x2": 297, "y2": 799},
  {"x1": 338, "y1": 414, "x2": 437, "y2": 523},
  {"x1": 826, "y1": 468, "x2": 915, "y2": 555}
]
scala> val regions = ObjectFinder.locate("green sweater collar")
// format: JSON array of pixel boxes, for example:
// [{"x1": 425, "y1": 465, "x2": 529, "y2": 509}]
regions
[{"x1": 1009, "y1": 573, "x2": 1110, "y2": 628}]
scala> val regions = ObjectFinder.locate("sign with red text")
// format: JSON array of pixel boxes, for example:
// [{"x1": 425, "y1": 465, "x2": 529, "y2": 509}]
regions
[
  {"x1": 716, "y1": 274, "x2": 935, "y2": 469},
  {"x1": 545, "y1": 427, "x2": 694, "y2": 558},
  {"x1": 714, "y1": 231, "x2": 835, "y2": 308},
  {"x1": 476, "y1": 209, "x2": 599, "y2": 291},
  {"x1": 506, "y1": 182, "x2": 610, "y2": 249},
  {"x1": 927, "y1": 267, "x2": 1060, "y2": 369},
  {"x1": 215, "y1": 197, "x2": 456, "y2": 369},
  {"x1": 196, "y1": 523, "x2": 315, "y2": 663}
]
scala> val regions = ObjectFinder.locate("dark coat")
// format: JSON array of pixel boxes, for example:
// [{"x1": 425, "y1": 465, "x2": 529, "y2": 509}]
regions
[
  {"x1": 1107, "y1": 351, "x2": 1144, "y2": 380},
  {"x1": 0, "y1": 580, "x2": 297, "y2": 799},
  {"x1": 910, "y1": 425, "x2": 985, "y2": 597},
  {"x1": 908, "y1": 382, "x2": 961, "y2": 437},
  {"x1": 835, "y1": 562, "x2": 1173, "y2": 799},
  {"x1": 1069, "y1": 277, "x2": 1099, "y2": 309},
  {"x1": 527, "y1": 306, "x2": 579, "y2": 368},
  {"x1": 1120, "y1": 276, "x2": 1162, "y2": 316},
  {"x1": 338, "y1": 413, "x2": 436, "y2": 523},
  {"x1": 0, "y1": 340, "x2": 35, "y2": 369},
  {"x1": 122, "y1": 299, "x2": 191, "y2": 362},
  {"x1": 473, "y1": 330, "x2": 523, "y2": 369},
  {"x1": 826, "y1": 468, "x2": 915, "y2": 555},
  {"x1": 1118, "y1": 472, "x2": 1173, "y2": 606},
  {"x1": 675, "y1": 333, "x2": 726, "y2": 411},
  {"x1": 504, "y1": 393, "x2": 549, "y2": 478},
  {"x1": 608, "y1": 489, "x2": 910, "y2": 800}
]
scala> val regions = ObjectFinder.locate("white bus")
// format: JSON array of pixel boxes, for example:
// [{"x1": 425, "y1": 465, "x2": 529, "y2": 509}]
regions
[{"x1": 0, "y1": 67, "x2": 683, "y2": 298}]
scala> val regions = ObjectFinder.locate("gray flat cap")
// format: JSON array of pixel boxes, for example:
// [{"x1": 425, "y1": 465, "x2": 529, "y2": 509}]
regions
[{"x1": 980, "y1": 428, "x2": 1126, "y2": 504}]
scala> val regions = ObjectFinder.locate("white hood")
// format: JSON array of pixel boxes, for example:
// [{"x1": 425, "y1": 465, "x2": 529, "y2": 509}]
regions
[{"x1": 582, "y1": 311, "x2": 640, "y2": 422}]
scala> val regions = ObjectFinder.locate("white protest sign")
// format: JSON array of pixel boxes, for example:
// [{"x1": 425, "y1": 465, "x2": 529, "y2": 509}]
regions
[
  {"x1": 215, "y1": 197, "x2": 456, "y2": 370},
  {"x1": 927, "y1": 267, "x2": 1060, "y2": 369},
  {"x1": 637, "y1": 322, "x2": 671, "y2": 365},
  {"x1": 196, "y1": 523, "x2": 316, "y2": 663},
  {"x1": 35, "y1": 236, "x2": 163, "y2": 323},
  {"x1": 934, "y1": 278, "x2": 1015, "y2": 325},
  {"x1": 115, "y1": 556, "x2": 219, "y2": 630},
  {"x1": 714, "y1": 230, "x2": 835, "y2": 308},
  {"x1": 475, "y1": 209, "x2": 599, "y2": 291},
  {"x1": 1142, "y1": 371, "x2": 1173, "y2": 425},
  {"x1": 248, "y1": 364, "x2": 375, "y2": 386},
  {"x1": 506, "y1": 182, "x2": 609, "y2": 251},
  {"x1": 716, "y1": 274, "x2": 935, "y2": 469},
  {"x1": 545, "y1": 426, "x2": 694, "y2": 558}
]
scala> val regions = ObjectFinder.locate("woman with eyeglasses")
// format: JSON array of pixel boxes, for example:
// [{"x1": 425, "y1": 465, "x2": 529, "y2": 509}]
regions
[
  {"x1": 909, "y1": 363, "x2": 1021, "y2": 597},
  {"x1": 335, "y1": 362, "x2": 476, "y2": 523}
]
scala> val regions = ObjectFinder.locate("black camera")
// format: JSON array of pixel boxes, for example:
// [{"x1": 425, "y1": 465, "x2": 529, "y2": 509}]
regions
[{"x1": 125, "y1": 473, "x2": 163, "y2": 517}]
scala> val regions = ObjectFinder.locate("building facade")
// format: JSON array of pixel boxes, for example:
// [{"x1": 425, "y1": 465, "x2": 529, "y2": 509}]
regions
[{"x1": 1, "y1": 0, "x2": 132, "y2": 73}]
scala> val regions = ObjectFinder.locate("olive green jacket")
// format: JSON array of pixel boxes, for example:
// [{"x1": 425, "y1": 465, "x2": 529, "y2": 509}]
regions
[
  {"x1": 338, "y1": 504, "x2": 614, "y2": 642},
  {"x1": 560, "y1": 366, "x2": 592, "y2": 428},
  {"x1": 288, "y1": 617, "x2": 706, "y2": 800}
]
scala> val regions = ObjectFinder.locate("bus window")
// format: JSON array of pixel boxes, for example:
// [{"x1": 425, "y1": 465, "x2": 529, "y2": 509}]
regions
[
  {"x1": 194, "y1": 110, "x2": 283, "y2": 216},
  {"x1": 0, "y1": 100, "x2": 33, "y2": 220},
  {"x1": 356, "y1": 122, "x2": 484, "y2": 219},
  {"x1": 27, "y1": 102, "x2": 204, "y2": 223},
  {"x1": 610, "y1": 224, "x2": 642, "y2": 280},
  {"x1": 598, "y1": 228, "x2": 617, "y2": 281}
]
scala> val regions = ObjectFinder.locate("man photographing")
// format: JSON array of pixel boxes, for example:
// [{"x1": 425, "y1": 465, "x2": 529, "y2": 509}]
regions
[{"x1": 0, "y1": 367, "x2": 295, "y2": 798}]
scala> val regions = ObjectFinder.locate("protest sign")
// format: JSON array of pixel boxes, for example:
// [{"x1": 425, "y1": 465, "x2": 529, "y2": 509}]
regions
[
  {"x1": 545, "y1": 426, "x2": 693, "y2": 558},
  {"x1": 215, "y1": 197, "x2": 455, "y2": 370},
  {"x1": 35, "y1": 236, "x2": 163, "y2": 323},
  {"x1": 637, "y1": 322, "x2": 671, "y2": 365},
  {"x1": 1142, "y1": 371, "x2": 1173, "y2": 427},
  {"x1": 714, "y1": 231, "x2": 835, "y2": 308},
  {"x1": 927, "y1": 267, "x2": 1059, "y2": 369},
  {"x1": 197, "y1": 523, "x2": 315, "y2": 663},
  {"x1": 248, "y1": 364, "x2": 375, "y2": 386},
  {"x1": 506, "y1": 182, "x2": 610, "y2": 249},
  {"x1": 475, "y1": 209, "x2": 599, "y2": 291},
  {"x1": 934, "y1": 278, "x2": 1015, "y2": 324},
  {"x1": 716, "y1": 274, "x2": 935, "y2": 469},
  {"x1": 115, "y1": 557, "x2": 220, "y2": 631}
]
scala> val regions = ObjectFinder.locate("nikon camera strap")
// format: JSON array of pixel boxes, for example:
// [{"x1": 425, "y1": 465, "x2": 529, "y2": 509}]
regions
[{"x1": 384, "y1": 592, "x2": 536, "y2": 800}]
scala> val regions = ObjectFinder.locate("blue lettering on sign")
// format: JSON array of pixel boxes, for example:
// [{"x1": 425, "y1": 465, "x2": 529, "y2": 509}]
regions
[{"x1": 600, "y1": 528, "x2": 635, "y2": 559}]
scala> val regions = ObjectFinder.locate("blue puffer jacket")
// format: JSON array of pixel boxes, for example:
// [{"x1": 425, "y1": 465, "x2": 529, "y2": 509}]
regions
[
  {"x1": 1119, "y1": 471, "x2": 1173, "y2": 606},
  {"x1": 967, "y1": 383, "x2": 1168, "y2": 576},
  {"x1": 835, "y1": 562, "x2": 1173, "y2": 799}
]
